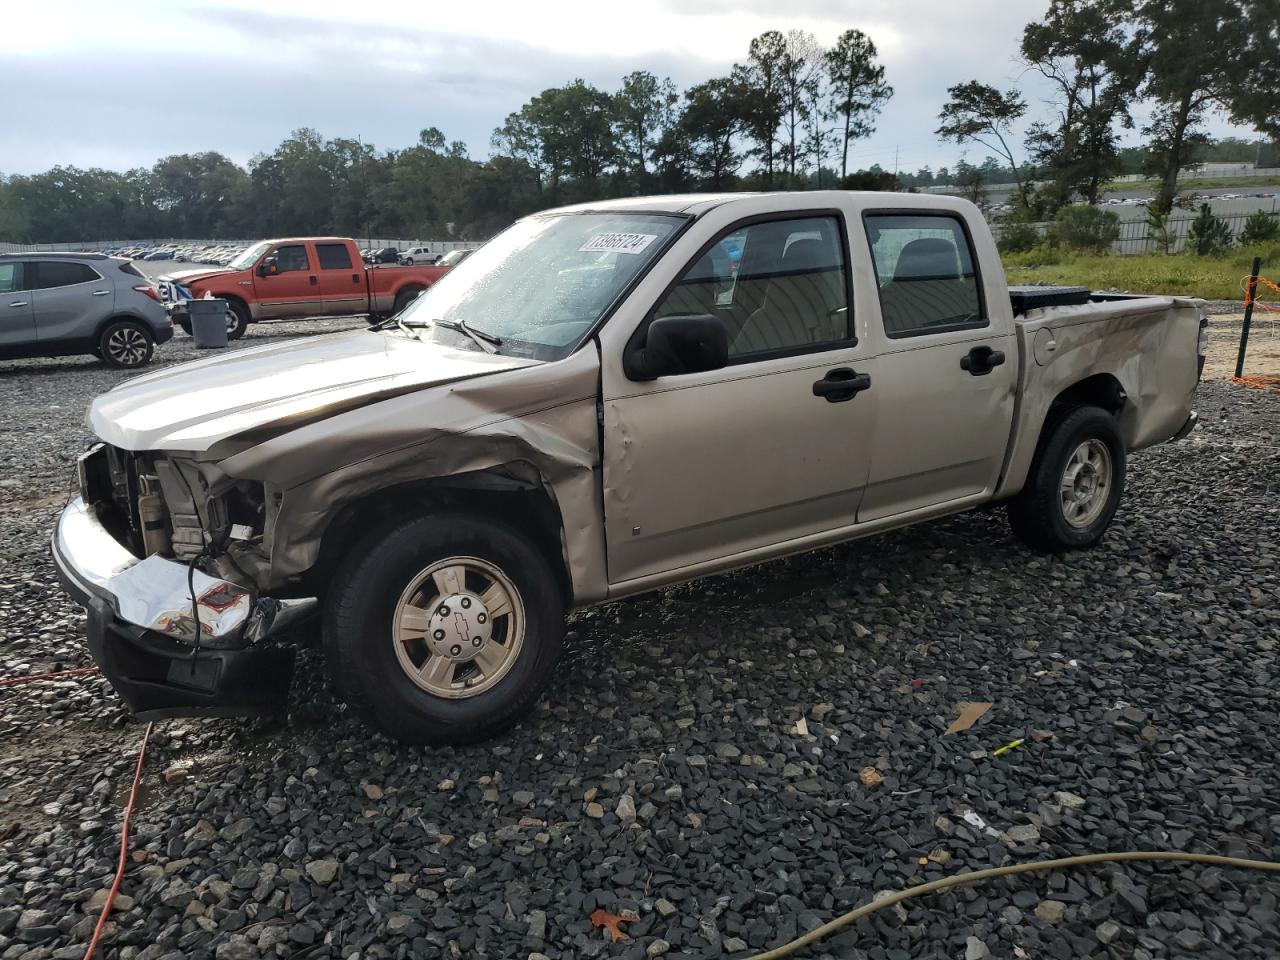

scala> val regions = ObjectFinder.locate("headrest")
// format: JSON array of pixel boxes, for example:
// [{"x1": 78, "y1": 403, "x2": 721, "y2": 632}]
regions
[
  {"x1": 781, "y1": 238, "x2": 828, "y2": 272},
  {"x1": 893, "y1": 238, "x2": 960, "y2": 281}
]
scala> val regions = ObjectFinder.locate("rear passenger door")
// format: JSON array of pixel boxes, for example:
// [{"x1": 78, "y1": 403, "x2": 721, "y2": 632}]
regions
[
  {"x1": 856, "y1": 211, "x2": 1017, "y2": 522},
  {"x1": 0, "y1": 262, "x2": 35, "y2": 348},
  {"x1": 315, "y1": 242, "x2": 367, "y2": 315},
  {"x1": 29, "y1": 260, "x2": 112, "y2": 344}
]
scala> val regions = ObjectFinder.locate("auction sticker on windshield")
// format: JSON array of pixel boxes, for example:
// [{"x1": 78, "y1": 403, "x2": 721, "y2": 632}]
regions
[{"x1": 579, "y1": 233, "x2": 658, "y2": 255}]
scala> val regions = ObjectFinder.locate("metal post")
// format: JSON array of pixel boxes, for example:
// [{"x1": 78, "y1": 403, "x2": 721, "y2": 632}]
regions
[{"x1": 1235, "y1": 255, "x2": 1262, "y2": 379}]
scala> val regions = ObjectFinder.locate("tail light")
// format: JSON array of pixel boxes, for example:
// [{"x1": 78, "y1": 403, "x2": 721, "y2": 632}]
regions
[{"x1": 133, "y1": 284, "x2": 162, "y2": 303}]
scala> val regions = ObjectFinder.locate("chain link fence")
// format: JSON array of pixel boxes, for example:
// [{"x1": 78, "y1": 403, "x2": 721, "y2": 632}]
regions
[{"x1": 994, "y1": 211, "x2": 1279, "y2": 255}]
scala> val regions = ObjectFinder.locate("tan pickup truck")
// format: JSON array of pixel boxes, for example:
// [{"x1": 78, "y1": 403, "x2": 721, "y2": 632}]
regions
[{"x1": 53, "y1": 192, "x2": 1206, "y2": 744}]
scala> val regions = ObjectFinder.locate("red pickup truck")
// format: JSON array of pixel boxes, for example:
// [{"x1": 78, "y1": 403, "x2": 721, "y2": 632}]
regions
[{"x1": 158, "y1": 237, "x2": 449, "y2": 339}]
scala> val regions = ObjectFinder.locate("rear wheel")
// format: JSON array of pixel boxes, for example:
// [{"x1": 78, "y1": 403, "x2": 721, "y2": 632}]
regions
[
  {"x1": 323, "y1": 513, "x2": 565, "y2": 745},
  {"x1": 392, "y1": 287, "x2": 425, "y2": 316},
  {"x1": 1008, "y1": 405, "x2": 1125, "y2": 551},
  {"x1": 99, "y1": 320, "x2": 154, "y2": 369}
]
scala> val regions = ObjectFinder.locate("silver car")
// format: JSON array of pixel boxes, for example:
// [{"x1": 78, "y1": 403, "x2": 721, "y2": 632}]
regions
[{"x1": 0, "y1": 253, "x2": 172, "y2": 368}]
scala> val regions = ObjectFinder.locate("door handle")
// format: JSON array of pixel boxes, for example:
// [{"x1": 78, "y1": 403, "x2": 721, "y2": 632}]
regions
[
  {"x1": 309, "y1": 275, "x2": 318, "y2": 285},
  {"x1": 961, "y1": 345, "x2": 1006, "y2": 376},
  {"x1": 8, "y1": 300, "x2": 29, "y2": 308},
  {"x1": 91, "y1": 289, "x2": 111, "y2": 297},
  {"x1": 812, "y1": 367, "x2": 872, "y2": 403}
]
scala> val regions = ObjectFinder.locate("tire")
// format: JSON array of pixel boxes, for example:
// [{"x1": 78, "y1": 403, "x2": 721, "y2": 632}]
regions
[
  {"x1": 323, "y1": 512, "x2": 566, "y2": 745},
  {"x1": 392, "y1": 287, "x2": 424, "y2": 316},
  {"x1": 402, "y1": 257, "x2": 414, "y2": 265},
  {"x1": 177, "y1": 320, "x2": 192, "y2": 336},
  {"x1": 99, "y1": 320, "x2": 154, "y2": 369},
  {"x1": 1008, "y1": 404, "x2": 1126, "y2": 552},
  {"x1": 224, "y1": 299, "x2": 250, "y2": 340}
]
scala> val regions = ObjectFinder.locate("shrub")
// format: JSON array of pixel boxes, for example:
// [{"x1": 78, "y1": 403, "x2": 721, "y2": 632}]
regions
[
  {"x1": 1146, "y1": 209, "x2": 1175, "y2": 255},
  {"x1": 996, "y1": 217, "x2": 1041, "y2": 254},
  {"x1": 1186, "y1": 203, "x2": 1234, "y2": 256},
  {"x1": 1050, "y1": 204, "x2": 1120, "y2": 252},
  {"x1": 1239, "y1": 211, "x2": 1280, "y2": 246}
]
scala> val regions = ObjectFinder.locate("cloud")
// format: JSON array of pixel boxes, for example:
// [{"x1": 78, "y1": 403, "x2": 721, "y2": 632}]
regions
[{"x1": 0, "y1": 0, "x2": 1258, "y2": 177}]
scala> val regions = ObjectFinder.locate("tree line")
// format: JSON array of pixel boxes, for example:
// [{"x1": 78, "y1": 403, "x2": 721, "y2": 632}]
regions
[
  {"x1": 1, "y1": 0, "x2": 1276, "y2": 244},
  {"x1": 938, "y1": 0, "x2": 1279, "y2": 217}
]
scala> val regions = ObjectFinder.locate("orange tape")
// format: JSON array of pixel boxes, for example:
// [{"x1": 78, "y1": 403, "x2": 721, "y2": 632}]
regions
[
  {"x1": 1233, "y1": 375, "x2": 1280, "y2": 393},
  {"x1": 1244, "y1": 275, "x2": 1280, "y2": 312}
]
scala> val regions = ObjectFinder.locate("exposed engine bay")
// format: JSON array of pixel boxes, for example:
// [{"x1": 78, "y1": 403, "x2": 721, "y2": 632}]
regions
[{"x1": 78, "y1": 443, "x2": 272, "y2": 590}]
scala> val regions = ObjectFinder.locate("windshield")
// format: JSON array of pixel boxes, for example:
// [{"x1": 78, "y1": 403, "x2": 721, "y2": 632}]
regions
[
  {"x1": 398, "y1": 212, "x2": 685, "y2": 359},
  {"x1": 229, "y1": 241, "x2": 271, "y2": 271}
]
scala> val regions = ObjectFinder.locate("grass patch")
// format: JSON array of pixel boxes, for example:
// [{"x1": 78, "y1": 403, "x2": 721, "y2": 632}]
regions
[
  {"x1": 1103, "y1": 175, "x2": 1280, "y2": 194},
  {"x1": 1002, "y1": 242, "x2": 1280, "y2": 301}
]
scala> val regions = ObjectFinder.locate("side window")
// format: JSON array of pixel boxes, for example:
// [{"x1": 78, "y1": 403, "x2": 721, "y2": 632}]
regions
[
  {"x1": 864, "y1": 214, "x2": 984, "y2": 338},
  {"x1": 0, "y1": 262, "x2": 22, "y2": 294},
  {"x1": 317, "y1": 243, "x2": 353, "y2": 270},
  {"x1": 653, "y1": 216, "x2": 850, "y2": 360},
  {"x1": 273, "y1": 245, "x2": 311, "y2": 273},
  {"x1": 30, "y1": 261, "x2": 100, "y2": 290}
]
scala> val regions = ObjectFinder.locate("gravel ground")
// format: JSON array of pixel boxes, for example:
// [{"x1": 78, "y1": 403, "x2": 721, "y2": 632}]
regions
[{"x1": 1, "y1": 322, "x2": 1278, "y2": 960}]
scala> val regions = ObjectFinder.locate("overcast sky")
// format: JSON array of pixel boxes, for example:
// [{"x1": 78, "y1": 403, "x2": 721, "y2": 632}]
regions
[{"x1": 0, "y1": 0, "x2": 1258, "y2": 178}]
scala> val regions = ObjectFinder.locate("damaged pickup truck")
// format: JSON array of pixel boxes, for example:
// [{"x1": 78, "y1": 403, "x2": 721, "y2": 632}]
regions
[{"x1": 52, "y1": 192, "x2": 1207, "y2": 745}]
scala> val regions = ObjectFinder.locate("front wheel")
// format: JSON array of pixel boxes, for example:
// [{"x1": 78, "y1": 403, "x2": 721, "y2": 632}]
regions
[
  {"x1": 225, "y1": 300, "x2": 250, "y2": 340},
  {"x1": 1008, "y1": 404, "x2": 1125, "y2": 552},
  {"x1": 323, "y1": 513, "x2": 565, "y2": 745}
]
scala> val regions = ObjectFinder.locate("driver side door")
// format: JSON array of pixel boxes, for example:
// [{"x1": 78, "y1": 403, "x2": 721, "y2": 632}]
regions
[
  {"x1": 253, "y1": 243, "x2": 318, "y2": 319},
  {"x1": 600, "y1": 212, "x2": 880, "y2": 586}
]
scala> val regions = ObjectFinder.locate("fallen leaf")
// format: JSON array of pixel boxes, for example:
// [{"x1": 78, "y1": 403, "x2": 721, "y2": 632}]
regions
[
  {"x1": 362, "y1": 783, "x2": 383, "y2": 800},
  {"x1": 686, "y1": 812, "x2": 702, "y2": 828},
  {"x1": 590, "y1": 908, "x2": 637, "y2": 943},
  {"x1": 859, "y1": 766, "x2": 884, "y2": 788},
  {"x1": 944, "y1": 702, "x2": 993, "y2": 736}
]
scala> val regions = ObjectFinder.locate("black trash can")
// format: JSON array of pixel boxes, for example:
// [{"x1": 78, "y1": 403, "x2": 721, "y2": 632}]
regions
[{"x1": 188, "y1": 298, "x2": 229, "y2": 349}]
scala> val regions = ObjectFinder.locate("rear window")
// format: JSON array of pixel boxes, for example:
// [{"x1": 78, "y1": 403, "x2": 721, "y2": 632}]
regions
[
  {"x1": 31, "y1": 261, "x2": 101, "y2": 289},
  {"x1": 864, "y1": 214, "x2": 985, "y2": 338},
  {"x1": 317, "y1": 243, "x2": 353, "y2": 270},
  {"x1": 118, "y1": 261, "x2": 143, "y2": 277}
]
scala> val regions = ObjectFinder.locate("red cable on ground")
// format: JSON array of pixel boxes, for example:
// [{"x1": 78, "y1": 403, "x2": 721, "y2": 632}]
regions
[
  {"x1": 82, "y1": 721, "x2": 153, "y2": 960},
  {"x1": 0, "y1": 667, "x2": 99, "y2": 688}
]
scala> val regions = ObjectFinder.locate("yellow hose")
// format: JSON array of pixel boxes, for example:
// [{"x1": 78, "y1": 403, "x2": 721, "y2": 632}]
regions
[{"x1": 746, "y1": 851, "x2": 1280, "y2": 960}]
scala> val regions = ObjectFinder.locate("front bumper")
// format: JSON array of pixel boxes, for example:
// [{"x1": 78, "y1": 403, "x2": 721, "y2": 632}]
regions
[{"x1": 52, "y1": 497, "x2": 312, "y2": 718}]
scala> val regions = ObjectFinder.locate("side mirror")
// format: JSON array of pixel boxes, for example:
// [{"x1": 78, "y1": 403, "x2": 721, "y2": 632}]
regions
[
  {"x1": 256, "y1": 257, "x2": 279, "y2": 277},
  {"x1": 624, "y1": 314, "x2": 728, "y2": 381}
]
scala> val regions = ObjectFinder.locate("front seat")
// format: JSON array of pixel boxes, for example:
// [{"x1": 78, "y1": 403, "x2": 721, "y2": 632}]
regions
[{"x1": 730, "y1": 238, "x2": 845, "y2": 354}]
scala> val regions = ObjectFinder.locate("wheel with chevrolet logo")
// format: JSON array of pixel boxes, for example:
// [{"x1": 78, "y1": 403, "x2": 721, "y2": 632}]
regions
[{"x1": 322, "y1": 512, "x2": 565, "y2": 744}]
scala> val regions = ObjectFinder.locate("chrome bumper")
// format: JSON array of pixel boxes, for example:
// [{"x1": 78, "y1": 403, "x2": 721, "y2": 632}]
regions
[
  {"x1": 52, "y1": 496, "x2": 312, "y2": 644},
  {"x1": 53, "y1": 496, "x2": 251, "y2": 642}
]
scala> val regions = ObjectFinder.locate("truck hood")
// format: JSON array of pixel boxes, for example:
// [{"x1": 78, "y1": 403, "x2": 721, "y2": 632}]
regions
[
  {"x1": 89, "y1": 329, "x2": 540, "y2": 453},
  {"x1": 158, "y1": 267, "x2": 232, "y2": 286}
]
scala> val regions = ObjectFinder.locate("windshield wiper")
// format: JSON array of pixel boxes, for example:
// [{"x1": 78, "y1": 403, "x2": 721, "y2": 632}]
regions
[{"x1": 430, "y1": 318, "x2": 503, "y2": 354}]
